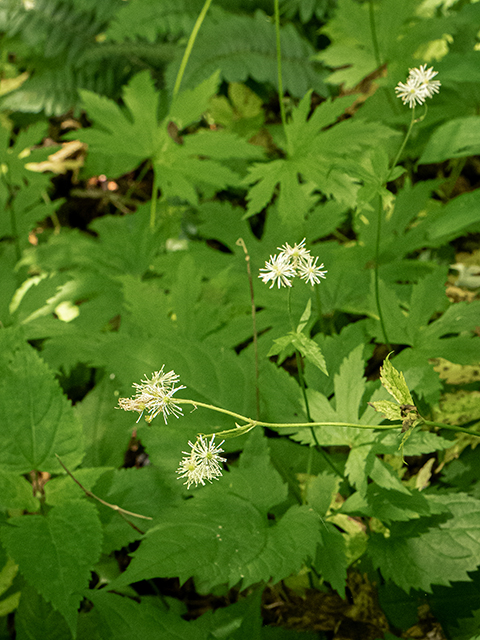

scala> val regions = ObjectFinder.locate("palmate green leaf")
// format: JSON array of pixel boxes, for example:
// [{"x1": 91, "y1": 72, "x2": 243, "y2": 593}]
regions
[
  {"x1": 368, "y1": 493, "x2": 480, "y2": 593},
  {"x1": 0, "y1": 330, "x2": 84, "y2": 474},
  {"x1": 0, "y1": 500, "x2": 102, "y2": 638},
  {"x1": 110, "y1": 430, "x2": 321, "y2": 593},
  {"x1": 76, "y1": 70, "x2": 261, "y2": 202},
  {"x1": 0, "y1": 123, "x2": 62, "y2": 247},
  {"x1": 244, "y1": 91, "x2": 395, "y2": 222},
  {"x1": 317, "y1": 0, "x2": 447, "y2": 89},
  {"x1": 292, "y1": 345, "x2": 383, "y2": 447}
]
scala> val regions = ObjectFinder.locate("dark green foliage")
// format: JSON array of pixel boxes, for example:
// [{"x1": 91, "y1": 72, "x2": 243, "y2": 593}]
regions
[{"x1": 1, "y1": 0, "x2": 480, "y2": 638}]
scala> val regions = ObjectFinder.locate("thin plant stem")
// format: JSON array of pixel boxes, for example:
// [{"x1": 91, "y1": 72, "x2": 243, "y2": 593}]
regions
[
  {"x1": 125, "y1": 160, "x2": 151, "y2": 202},
  {"x1": 373, "y1": 196, "x2": 391, "y2": 350},
  {"x1": 172, "y1": 0, "x2": 214, "y2": 98},
  {"x1": 274, "y1": 0, "x2": 288, "y2": 138},
  {"x1": 375, "y1": 107, "x2": 417, "y2": 349},
  {"x1": 387, "y1": 107, "x2": 416, "y2": 182},
  {"x1": 368, "y1": 0, "x2": 382, "y2": 69},
  {"x1": 367, "y1": 0, "x2": 396, "y2": 113},
  {"x1": 149, "y1": 164, "x2": 159, "y2": 231},
  {"x1": 176, "y1": 398, "x2": 399, "y2": 430},
  {"x1": 287, "y1": 289, "x2": 343, "y2": 478},
  {"x1": 423, "y1": 420, "x2": 480, "y2": 437},
  {"x1": 153, "y1": 0, "x2": 212, "y2": 230},
  {"x1": 286, "y1": 288, "x2": 311, "y2": 418},
  {"x1": 170, "y1": 398, "x2": 480, "y2": 440},
  {"x1": 236, "y1": 238, "x2": 260, "y2": 419},
  {"x1": 55, "y1": 455, "x2": 152, "y2": 534}
]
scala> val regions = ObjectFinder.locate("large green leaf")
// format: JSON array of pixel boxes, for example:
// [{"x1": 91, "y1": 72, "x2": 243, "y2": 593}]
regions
[
  {"x1": 0, "y1": 330, "x2": 84, "y2": 474},
  {"x1": 110, "y1": 430, "x2": 321, "y2": 593},
  {"x1": 369, "y1": 493, "x2": 480, "y2": 592},
  {"x1": 0, "y1": 501, "x2": 102, "y2": 637}
]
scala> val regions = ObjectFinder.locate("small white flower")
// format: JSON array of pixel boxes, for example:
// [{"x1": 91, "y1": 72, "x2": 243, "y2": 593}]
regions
[
  {"x1": 395, "y1": 77, "x2": 428, "y2": 108},
  {"x1": 395, "y1": 65, "x2": 440, "y2": 108},
  {"x1": 408, "y1": 64, "x2": 441, "y2": 98},
  {"x1": 176, "y1": 455, "x2": 204, "y2": 489},
  {"x1": 277, "y1": 238, "x2": 310, "y2": 268},
  {"x1": 297, "y1": 255, "x2": 328, "y2": 286},
  {"x1": 118, "y1": 366, "x2": 185, "y2": 425},
  {"x1": 259, "y1": 253, "x2": 296, "y2": 289},
  {"x1": 176, "y1": 435, "x2": 227, "y2": 489}
]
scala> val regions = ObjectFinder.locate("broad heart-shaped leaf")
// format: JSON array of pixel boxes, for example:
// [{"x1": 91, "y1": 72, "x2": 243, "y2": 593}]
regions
[
  {"x1": 110, "y1": 430, "x2": 321, "y2": 593},
  {"x1": 0, "y1": 330, "x2": 84, "y2": 473},
  {"x1": 0, "y1": 500, "x2": 102, "y2": 638},
  {"x1": 368, "y1": 493, "x2": 480, "y2": 593}
]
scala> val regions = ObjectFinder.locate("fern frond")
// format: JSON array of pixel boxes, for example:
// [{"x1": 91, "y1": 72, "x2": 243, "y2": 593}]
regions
[
  {"x1": 105, "y1": 0, "x2": 206, "y2": 43},
  {"x1": 165, "y1": 9, "x2": 327, "y2": 98},
  {"x1": 1, "y1": 0, "x2": 179, "y2": 114}
]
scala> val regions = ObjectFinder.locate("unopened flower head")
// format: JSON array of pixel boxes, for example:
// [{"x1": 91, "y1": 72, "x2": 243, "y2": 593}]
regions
[
  {"x1": 176, "y1": 435, "x2": 227, "y2": 489},
  {"x1": 395, "y1": 64, "x2": 440, "y2": 108},
  {"x1": 117, "y1": 365, "x2": 186, "y2": 425},
  {"x1": 259, "y1": 238, "x2": 327, "y2": 288}
]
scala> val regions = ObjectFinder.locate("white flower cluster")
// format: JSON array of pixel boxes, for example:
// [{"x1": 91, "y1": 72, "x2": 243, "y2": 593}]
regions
[
  {"x1": 258, "y1": 238, "x2": 327, "y2": 289},
  {"x1": 117, "y1": 366, "x2": 185, "y2": 425},
  {"x1": 395, "y1": 64, "x2": 441, "y2": 108},
  {"x1": 176, "y1": 435, "x2": 226, "y2": 489}
]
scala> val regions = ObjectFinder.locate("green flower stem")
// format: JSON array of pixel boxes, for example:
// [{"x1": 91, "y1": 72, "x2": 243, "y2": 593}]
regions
[
  {"x1": 149, "y1": 164, "x2": 159, "y2": 231},
  {"x1": 287, "y1": 289, "x2": 342, "y2": 478},
  {"x1": 174, "y1": 398, "x2": 397, "y2": 432},
  {"x1": 173, "y1": 399, "x2": 480, "y2": 441},
  {"x1": 368, "y1": 0, "x2": 382, "y2": 69},
  {"x1": 373, "y1": 196, "x2": 391, "y2": 350},
  {"x1": 422, "y1": 420, "x2": 480, "y2": 437},
  {"x1": 274, "y1": 0, "x2": 288, "y2": 138},
  {"x1": 387, "y1": 107, "x2": 416, "y2": 182},
  {"x1": 375, "y1": 107, "x2": 417, "y2": 348},
  {"x1": 172, "y1": 0, "x2": 214, "y2": 98}
]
